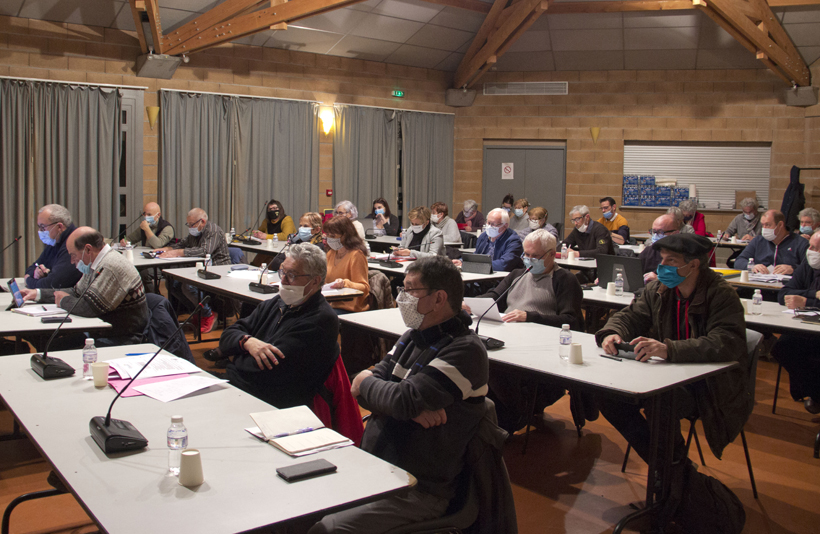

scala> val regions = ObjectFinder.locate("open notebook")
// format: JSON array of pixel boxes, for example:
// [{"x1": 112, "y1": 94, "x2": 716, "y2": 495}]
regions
[{"x1": 247, "y1": 406, "x2": 352, "y2": 457}]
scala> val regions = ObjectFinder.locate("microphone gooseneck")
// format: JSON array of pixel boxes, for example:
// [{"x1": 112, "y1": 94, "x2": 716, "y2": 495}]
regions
[
  {"x1": 474, "y1": 264, "x2": 533, "y2": 336},
  {"x1": 1, "y1": 235, "x2": 23, "y2": 254},
  {"x1": 116, "y1": 212, "x2": 146, "y2": 242},
  {"x1": 41, "y1": 267, "x2": 105, "y2": 358}
]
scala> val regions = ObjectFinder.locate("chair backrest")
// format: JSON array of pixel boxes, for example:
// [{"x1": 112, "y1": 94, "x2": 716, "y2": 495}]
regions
[
  {"x1": 311, "y1": 356, "x2": 364, "y2": 447},
  {"x1": 367, "y1": 269, "x2": 395, "y2": 310},
  {"x1": 143, "y1": 293, "x2": 195, "y2": 363},
  {"x1": 745, "y1": 329, "x2": 763, "y2": 407}
]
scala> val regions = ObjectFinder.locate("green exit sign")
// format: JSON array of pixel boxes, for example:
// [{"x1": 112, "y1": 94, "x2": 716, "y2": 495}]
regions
[{"x1": 392, "y1": 90, "x2": 405, "y2": 98}]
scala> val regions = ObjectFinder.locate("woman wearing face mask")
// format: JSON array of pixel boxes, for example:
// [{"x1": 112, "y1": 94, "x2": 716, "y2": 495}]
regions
[
  {"x1": 393, "y1": 207, "x2": 444, "y2": 259},
  {"x1": 430, "y1": 202, "x2": 461, "y2": 244},
  {"x1": 364, "y1": 198, "x2": 400, "y2": 236},
  {"x1": 509, "y1": 198, "x2": 530, "y2": 236},
  {"x1": 455, "y1": 199, "x2": 485, "y2": 232},
  {"x1": 323, "y1": 216, "x2": 370, "y2": 314},
  {"x1": 521, "y1": 207, "x2": 559, "y2": 240},
  {"x1": 678, "y1": 200, "x2": 709, "y2": 237},
  {"x1": 253, "y1": 199, "x2": 296, "y2": 242},
  {"x1": 334, "y1": 200, "x2": 366, "y2": 240},
  {"x1": 295, "y1": 212, "x2": 324, "y2": 246}
]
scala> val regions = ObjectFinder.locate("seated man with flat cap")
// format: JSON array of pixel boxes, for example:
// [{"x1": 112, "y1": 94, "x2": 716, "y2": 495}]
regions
[
  {"x1": 24, "y1": 204, "x2": 82, "y2": 290},
  {"x1": 596, "y1": 234, "x2": 749, "y2": 494}
]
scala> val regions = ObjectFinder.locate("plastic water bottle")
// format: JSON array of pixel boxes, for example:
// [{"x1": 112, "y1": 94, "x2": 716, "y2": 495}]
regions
[
  {"x1": 205, "y1": 253, "x2": 211, "y2": 268},
  {"x1": 716, "y1": 229, "x2": 723, "y2": 242},
  {"x1": 752, "y1": 289, "x2": 763, "y2": 315},
  {"x1": 615, "y1": 273, "x2": 624, "y2": 296},
  {"x1": 747, "y1": 257, "x2": 754, "y2": 273},
  {"x1": 230, "y1": 227, "x2": 236, "y2": 240},
  {"x1": 260, "y1": 263, "x2": 268, "y2": 285},
  {"x1": 273, "y1": 232, "x2": 279, "y2": 244},
  {"x1": 559, "y1": 324, "x2": 572, "y2": 361},
  {"x1": 82, "y1": 338, "x2": 97, "y2": 380},
  {"x1": 167, "y1": 415, "x2": 188, "y2": 476},
  {"x1": 560, "y1": 243, "x2": 568, "y2": 259}
]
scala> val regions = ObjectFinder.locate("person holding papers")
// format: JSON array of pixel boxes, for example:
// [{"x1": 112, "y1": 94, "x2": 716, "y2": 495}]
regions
[
  {"x1": 310, "y1": 256, "x2": 490, "y2": 534},
  {"x1": 596, "y1": 234, "x2": 749, "y2": 521},
  {"x1": 20, "y1": 227, "x2": 148, "y2": 348},
  {"x1": 471, "y1": 229, "x2": 583, "y2": 432},
  {"x1": 392, "y1": 206, "x2": 444, "y2": 258},
  {"x1": 726, "y1": 197, "x2": 762, "y2": 241},
  {"x1": 453, "y1": 208, "x2": 523, "y2": 272},
  {"x1": 252, "y1": 199, "x2": 296, "y2": 242},
  {"x1": 454, "y1": 199, "x2": 485, "y2": 232},
  {"x1": 24, "y1": 204, "x2": 81, "y2": 290},
  {"x1": 119, "y1": 201, "x2": 174, "y2": 249},
  {"x1": 772, "y1": 231, "x2": 820, "y2": 414},
  {"x1": 218, "y1": 244, "x2": 339, "y2": 409},
  {"x1": 734, "y1": 209, "x2": 808, "y2": 274},
  {"x1": 323, "y1": 216, "x2": 370, "y2": 314}
]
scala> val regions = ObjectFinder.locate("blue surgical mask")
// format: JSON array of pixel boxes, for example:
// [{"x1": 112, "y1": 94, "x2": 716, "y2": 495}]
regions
[
  {"x1": 188, "y1": 226, "x2": 201, "y2": 237},
  {"x1": 656, "y1": 263, "x2": 688, "y2": 288},
  {"x1": 514, "y1": 209, "x2": 524, "y2": 218},
  {"x1": 522, "y1": 257, "x2": 546, "y2": 275},
  {"x1": 800, "y1": 225, "x2": 813, "y2": 234},
  {"x1": 145, "y1": 215, "x2": 156, "y2": 225},
  {"x1": 375, "y1": 208, "x2": 385, "y2": 216},
  {"x1": 650, "y1": 232, "x2": 664, "y2": 244},
  {"x1": 38, "y1": 230, "x2": 56, "y2": 247},
  {"x1": 743, "y1": 212, "x2": 755, "y2": 221},
  {"x1": 486, "y1": 226, "x2": 500, "y2": 238},
  {"x1": 603, "y1": 211, "x2": 614, "y2": 220},
  {"x1": 503, "y1": 207, "x2": 511, "y2": 213},
  {"x1": 76, "y1": 249, "x2": 92, "y2": 275},
  {"x1": 298, "y1": 227, "x2": 313, "y2": 241}
]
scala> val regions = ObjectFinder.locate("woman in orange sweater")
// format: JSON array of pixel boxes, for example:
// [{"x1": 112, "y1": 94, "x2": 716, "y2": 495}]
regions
[{"x1": 324, "y1": 215, "x2": 370, "y2": 314}]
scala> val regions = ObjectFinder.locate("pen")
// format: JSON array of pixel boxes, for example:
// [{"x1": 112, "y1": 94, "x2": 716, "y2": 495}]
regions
[
  {"x1": 273, "y1": 427, "x2": 315, "y2": 438},
  {"x1": 600, "y1": 354, "x2": 623, "y2": 362},
  {"x1": 42, "y1": 306, "x2": 48, "y2": 311}
]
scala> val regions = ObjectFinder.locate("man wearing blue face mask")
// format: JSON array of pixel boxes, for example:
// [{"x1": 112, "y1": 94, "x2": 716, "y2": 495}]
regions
[
  {"x1": 119, "y1": 202, "x2": 175, "y2": 249},
  {"x1": 24, "y1": 204, "x2": 82, "y2": 290},
  {"x1": 797, "y1": 207, "x2": 820, "y2": 241},
  {"x1": 596, "y1": 234, "x2": 749, "y2": 507},
  {"x1": 640, "y1": 214, "x2": 682, "y2": 283},
  {"x1": 598, "y1": 197, "x2": 630, "y2": 245},
  {"x1": 455, "y1": 208, "x2": 523, "y2": 272}
]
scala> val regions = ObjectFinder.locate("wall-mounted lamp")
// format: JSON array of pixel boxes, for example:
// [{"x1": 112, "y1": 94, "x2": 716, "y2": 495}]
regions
[
  {"x1": 318, "y1": 106, "x2": 334, "y2": 135},
  {"x1": 590, "y1": 126, "x2": 600, "y2": 145},
  {"x1": 146, "y1": 106, "x2": 160, "y2": 130}
]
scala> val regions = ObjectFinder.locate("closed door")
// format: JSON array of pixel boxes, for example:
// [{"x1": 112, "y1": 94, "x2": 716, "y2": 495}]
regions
[{"x1": 482, "y1": 145, "x2": 566, "y2": 231}]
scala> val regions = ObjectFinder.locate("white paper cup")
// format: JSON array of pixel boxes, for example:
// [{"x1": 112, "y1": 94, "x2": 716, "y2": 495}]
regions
[
  {"x1": 731, "y1": 236, "x2": 738, "y2": 244},
  {"x1": 124, "y1": 249, "x2": 134, "y2": 262},
  {"x1": 743, "y1": 300, "x2": 752, "y2": 315},
  {"x1": 195, "y1": 262, "x2": 204, "y2": 270},
  {"x1": 91, "y1": 362, "x2": 110, "y2": 388},
  {"x1": 569, "y1": 343, "x2": 583, "y2": 365},
  {"x1": 225, "y1": 232, "x2": 231, "y2": 243},
  {"x1": 267, "y1": 239, "x2": 273, "y2": 247},
  {"x1": 606, "y1": 282, "x2": 617, "y2": 296},
  {"x1": 178, "y1": 449, "x2": 204, "y2": 487},
  {"x1": 740, "y1": 271, "x2": 750, "y2": 283}
]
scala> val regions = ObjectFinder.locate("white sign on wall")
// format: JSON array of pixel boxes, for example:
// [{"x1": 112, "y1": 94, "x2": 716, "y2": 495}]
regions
[{"x1": 502, "y1": 162, "x2": 514, "y2": 180}]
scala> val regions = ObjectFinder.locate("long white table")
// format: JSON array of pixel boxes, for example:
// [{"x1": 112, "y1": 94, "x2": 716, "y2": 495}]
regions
[
  {"x1": 115, "y1": 246, "x2": 206, "y2": 294},
  {"x1": 229, "y1": 238, "x2": 287, "y2": 256},
  {"x1": 554, "y1": 257, "x2": 598, "y2": 272},
  {"x1": 0, "y1": 344, "x2": 412, "y2": 532},
  {"x1": 367, "y1": 258, "x2": 510, "y2": 284}
]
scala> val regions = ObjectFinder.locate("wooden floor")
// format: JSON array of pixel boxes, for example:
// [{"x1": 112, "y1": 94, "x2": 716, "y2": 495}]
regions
[{"x1": 1, "y1": 331, "x2": 819, "y2": 533}]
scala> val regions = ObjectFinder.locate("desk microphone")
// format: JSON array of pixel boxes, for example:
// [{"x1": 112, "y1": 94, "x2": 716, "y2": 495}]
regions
[
  {"x1": 249, "y1": 234, "x2": 295, "y2": 294},
  {"x1": 473, "y1": 264, "x2": 533, "y2": 350},
  {"x1": 707, "y1": 231, "x2": 725, "y2": 265},
  {"x1": 233, "y1": 203, "x2": 268, "y2": 246},
  {"x1": 115, "y1": 212, "x2": 146, "y2": 243},
  {"x1": 90, "y1": 296, "x2": 210, "y2": 454},
  {"x1": 1, "y1": 235, "x2": 22, "y2": 254},
  {"x1": 30, "y1": 267, "x2": 104, "y2": 379},
  {"x1": 379, "y1": 244, "x2": 422, "y2": 269},
  {"x1": 197, "y1": 253, "x2": 221, "y2": 280}
]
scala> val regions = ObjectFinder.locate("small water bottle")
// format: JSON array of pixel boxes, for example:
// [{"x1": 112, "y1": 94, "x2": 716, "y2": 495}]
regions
[
  {"x1": 559, "y1": 324, "x2": 572, "y2": 361},
  {"x1": 752, "y1": 289, "x2": 763, "y2": 315},
  {"x1": 366, "y1": 241, "x2": 371, "y2": 256},
  {"x1": 82, "y1": 338, "x2": 97, "y2": 380},
  {"x1": 260, "y1": 263, "x2": 268, "y2": 285},
  {"x1": 716, "y1": 229, "x2": 723, "y2": 242},
  {"x1": 230, "y1": 227, "x2": 236, "y2": 240},
  {"x1": 205, "y1": 253, "x2": 211, "y2": 268},
  {"x1": 747, "y1": 257, "x2": 754, "y2": 273},
  {"x1": 167, "y1": 415, "x2": 188, "y2": 476},
  {"x1": 560, "y1": 243, "x2": 568, "y2": 259},
  {"x1": 125, "y1": 240, "x2": 132, "y2": 250},
  {"x1": 273, "y1": 233, "x2": 279, "y2": 243},
  {"x1": 615, "y1": 273, "x2": 624, "y2": 296}
]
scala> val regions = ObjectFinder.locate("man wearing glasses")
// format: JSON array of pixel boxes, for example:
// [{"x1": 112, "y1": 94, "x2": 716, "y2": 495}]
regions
[
  {"x1": 156, "y1": 208, "x2": 230, "y2": 333},
  {"x1": 24, "y1": 204, "x2": 82, "y2": 290},
  {"x1": 456, "y1": 207, "x2": 523, "y2": 272},
  {"x1": 217, "y1": 244, "x2": 339, "y2": 409},
  {"x1": 641, "y1": 214, "x2": 682, "y2": 283},
  {"x1": 562, "y1": 205, "x2": 615, "y2": 260}
]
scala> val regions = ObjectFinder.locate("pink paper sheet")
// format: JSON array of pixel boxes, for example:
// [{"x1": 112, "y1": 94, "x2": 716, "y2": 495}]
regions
[{"x1": 108, "y1": 374, "x2": 189, "y2": 397}]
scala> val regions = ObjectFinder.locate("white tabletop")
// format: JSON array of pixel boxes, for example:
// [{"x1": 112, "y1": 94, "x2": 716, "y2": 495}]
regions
[
  {"x1": 0, "y1": 344, "x2": 412, "y2": 533},
  {"x1": 338, "y1": 309, "x2": 736, "y2": 399},
  {"x1": 582, "y1": 285, "x2": 636, "y2": 308},
  {"x1": 0, "y1": 292, "x2": 111, "y2": 336},
  {"x1": 554, "y1": 257, "x2": 598, "y2": 271},
  {"x1": 115, "y1": 246, "x2": 206, "y2": 269},
  {"x1": 367, "y1": 259, "x2": 509, "y2": 283},
  {"x1": 229, "y1": 239, "x2": 288, "y2": 255},
  {"x1": 162, "y1": 265, "x2": 362, "y2": 304},
  {"x1": 366, "y1": 235, "x2": 464, "y2": 247}
]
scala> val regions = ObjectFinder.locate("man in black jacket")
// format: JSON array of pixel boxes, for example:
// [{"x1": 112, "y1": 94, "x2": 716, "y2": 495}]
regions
[
  {"x1": 218, "y1": 243, "x2": 339, "y2": 409},
  {"x1": 24, "y1": 204, "x2": 82, "y2": 290},
  {"x1": 562, "y1": 204, "x2": 614, "y2": 258},
  {"x1": 472, "y1": 229, "x2": 583, "y2": 432}
]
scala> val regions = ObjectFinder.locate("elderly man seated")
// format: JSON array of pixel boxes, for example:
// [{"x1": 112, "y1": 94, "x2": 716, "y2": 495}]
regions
[
  {"x1": 562, "y1": 204, "x2": 614, "y2": 258},
  {"x1": 454, "y1": 207, "x2": 523, "y2": 272},
  {"x1": 735, "y1": 209, "x2": 808, "y2": 275},
  {"x1": 217, "y1": 243, "x2": 339, "y2": 409},
  {"x1": 25, "y1": 204, "x2": 82, "y2": 290},
  {"x1": 120, "y1": 201, "x2": 175, "y2": 249},
  {"x1": 470, "y1": 229, "x2": 583, "y2": 432},
  {"x1": 641, "y1": 214, "x2": 682, "y2": 283},
  {"x1": 798, "y1": 208, "x2": 820, "y2": 241},
  {"x1": 21, "y1": 227, "x2": 148, "y2": 348}
]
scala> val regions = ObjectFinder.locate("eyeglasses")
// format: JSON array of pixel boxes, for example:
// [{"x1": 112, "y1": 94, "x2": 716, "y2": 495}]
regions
[
  {"x1": 334, "y1": 210, "x2": 347, "y2": 216},
  {"x1": 650, "y1": 229, "x2": 676, "y2": 237},
  {"x1": 570, "y1": 216, "x2": 585, "y2": 224},
  {"x1": 37, "y1": 222, "x2": 58, "y2": 232},
  {"x1": 521, "y1": 251, "x2": 550, "y2": 260},
  {"x1": 277, "y1": 269, "x2": 311, "y2": 284},
  {"x1": 398, "y1": 286, "x2": 432, "y2": 297},
  {"x1": 185, "y1": 219, "x2": 203, "y2": 228}
]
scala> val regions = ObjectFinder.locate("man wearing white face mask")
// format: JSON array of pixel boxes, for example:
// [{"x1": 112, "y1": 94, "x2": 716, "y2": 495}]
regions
[
  {"x1": 454, "y1": 208, "x2": 523, "y2": 272},
  {"x1": 24, "y1": 204, "x2": 82, "y2": 290},
  {"x1": 772, "y1": 231, "x2": 820, "y2": 414},
  {"x1": 734, "y1": 210, "x2": 808, "y2": 275},
  {"x1": 312, "y1": 257, "x2": 489, "y2": 534},
  {"x1": 726, "y1": 197, "x2": 761, "y2": 241},
  {"x1": 562, "y1": 204, "x2": 615, "y2": 259},
  {"x1": 218, "y1": 243, "x2": 339, "y2": 409}
]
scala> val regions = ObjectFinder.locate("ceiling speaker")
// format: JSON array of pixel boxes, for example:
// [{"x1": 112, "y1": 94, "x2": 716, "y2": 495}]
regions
[
  {"x1": 445, "y1": 89, "x2": 477, "y2": 107},
  {"x1": 135, "y1": 54, "x2": 182, "y2": 80},
  {"x1": 784, "y1": 86, "x2": 818, "y2": 107}
]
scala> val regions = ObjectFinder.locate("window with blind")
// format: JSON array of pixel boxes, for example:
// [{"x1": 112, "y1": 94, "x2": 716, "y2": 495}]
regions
[{"x1": 623, "y1": 142, "x2": 772, "y2": 210}]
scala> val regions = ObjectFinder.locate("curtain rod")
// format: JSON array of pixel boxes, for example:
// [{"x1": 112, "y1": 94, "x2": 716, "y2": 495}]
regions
[
  {"x1": 160, "y1": 88, "x2": 455, "y2": 116},
  {"x1": 0, "y1": 75, "x2": 148, "y2": 90}
]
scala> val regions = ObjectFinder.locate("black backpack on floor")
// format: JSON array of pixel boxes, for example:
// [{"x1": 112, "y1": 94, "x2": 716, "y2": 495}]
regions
[{"x1": 671, "y1": 462, "x2": 746, "y2": 534}]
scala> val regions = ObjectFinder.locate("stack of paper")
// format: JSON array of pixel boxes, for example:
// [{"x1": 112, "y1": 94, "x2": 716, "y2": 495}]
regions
[
  {"x1": 248, "y1": 406, "x2": 352, "y2": 457},
  {"x1": 11, "y1": 304, "x2": 66, "y2": 317}
]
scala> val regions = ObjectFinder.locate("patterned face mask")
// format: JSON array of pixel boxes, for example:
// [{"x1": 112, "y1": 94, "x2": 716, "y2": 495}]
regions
[{"x1": 396, "y1": 289, "x2": 426, "y2": 330}]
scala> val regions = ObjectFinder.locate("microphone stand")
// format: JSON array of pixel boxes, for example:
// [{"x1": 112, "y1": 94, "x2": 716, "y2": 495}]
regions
[
  {"x1": 707, "y1": 231, "x2": 726, "y2": 266},
  {"x1": 233, "y1": 203, "x2": 268, "y2": 246},
  {"x1": 473, "y1": 265, "x2": 533, "y2": 350},
  {"x1": 249, "y1": 235, "x2": 294, "y2": 294},
  {"x1": 90, "y1": 296, "x2": 211, "y2": 454},
  {"x1": 115, "y1": 212, "x2": 146, "y2": 243}
]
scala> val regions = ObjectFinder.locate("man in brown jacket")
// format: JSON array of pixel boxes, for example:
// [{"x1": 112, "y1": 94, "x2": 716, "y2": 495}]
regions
[{"x1": 596, "y1": 234, "x2": 750, "y2": 463}]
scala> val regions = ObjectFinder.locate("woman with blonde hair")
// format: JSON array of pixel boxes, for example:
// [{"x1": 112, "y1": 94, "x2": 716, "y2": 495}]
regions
[{"x1": 393, "y1": 206, "x2": 444, "y2": 258}]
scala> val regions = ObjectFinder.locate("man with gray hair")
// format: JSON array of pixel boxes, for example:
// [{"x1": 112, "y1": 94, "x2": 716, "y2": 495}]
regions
[
  {"x1": 797, "y1": 207, "x2": 820, "y2": 240},
  {"x1": 24, "y1": 204, "x2": 82, "y2": 290},
  {"x1": 726, "y1": 197, "x2": 761, "y2": 240},
  {"x1": 456, "y1": 207, "x2": 523, "y2": 272},
  {"x1": 666, "y1": 207, "x2": 695, "y2": 234},
  {"x1": 562, "y1": 205, "x2": 614, "y2": 258},
  {"x1": 218, "y1": 243, "x2": 339, "y2": 408},
  {"x1": 454, "y1": 199, "x2": 485, "y2": 232}
]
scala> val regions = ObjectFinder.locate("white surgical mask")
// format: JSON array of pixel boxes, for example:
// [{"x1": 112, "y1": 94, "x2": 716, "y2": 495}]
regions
[
  {"x1": 807, "y1": 249, "x2": 820, "y2": 270},
  {"x1": 761, "y1": 228, "x2": 776, "y2": 241},
  {"x1": 327, "y1": 237, "x2": 343, "y2": 250},
  {"x1": 396, "y1": 289, "x2": 426, "y2": 330},
  {"x1": 486, "y1": 226, "x2": 500, "y2": 238},
  {"x1": 431, "y1": 214, "x2": 440, "y2": 224},
  {"x1": 514, "y1": 209, "x2": 524, "y2": 218},
  {"x1": 279, "y1": 282, "x2": 309, "y2": 306},
  {"x1": 410, "y1": 225, "x2": 423, "y2": 234},
  {"x1": 188, "y1": 226, "x2": 201, "y2": 237},
  {"x1": 38, "y1": 230, "x2": 57, "y2": 247},
  {"x1": 528, "y1": 219, "x2": 540, "y2": 230},
  {"x1": 744, "y1": 212, "x2": 755, "y2": 221},
  {"x1": 578, "y1": 224, "x2": 588, "y2": 233}
]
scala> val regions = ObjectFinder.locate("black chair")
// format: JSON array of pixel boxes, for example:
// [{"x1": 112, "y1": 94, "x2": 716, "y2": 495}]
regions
[
  {"x1": 459, "y1": 230, "x2": 477, "y2": 249},
  {"x1": 142, "y1": 293, "x2": 195, "y2": 362},
  {"x1": 2, "y1": 471, "x2": 67, "y2": 534},
  {"x1": 382, "y1": 475, "x2": 478, "y2": 534}
]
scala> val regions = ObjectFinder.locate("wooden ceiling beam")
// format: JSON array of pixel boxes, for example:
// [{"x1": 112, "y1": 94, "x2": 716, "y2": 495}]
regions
[
  {"x1": 459, "y1": 0, "x2": 510, "y2": 81},
  {"x1": 450, "y1": 0, "x2": 820, "y2": 15},
  {"x1": 415, "y1": 0, "x2": 491, "y2": 13},
  {"x1": 128, "y1": 0, "x2": 149, "y2": 54},
  {"x1": 161, "y1": 0, "x2": 266, "y2": 52},
  {"x1": 143, "y1": 0, "x2": 166, "y2": 53}
]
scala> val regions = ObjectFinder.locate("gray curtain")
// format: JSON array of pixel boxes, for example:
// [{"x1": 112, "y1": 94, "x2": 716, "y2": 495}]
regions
[
  {"x1": 33, "y1": 84, "x2": 121, "y2": 239},
  {"x1": 401, "y1": 111, "x2": 454, "y2": 226},
  {"x1": 332, "y1": 105, "x2": 398, "y2": 221},
  {"x1": 160, "y1": 90, "x2": 234, "y2": 234},
  {"x1": 0, "y1": 80, "x2": 33, "y2": 277},
  {"x1": 233, "y1": 99, "x2": 319, "y2": 233}
]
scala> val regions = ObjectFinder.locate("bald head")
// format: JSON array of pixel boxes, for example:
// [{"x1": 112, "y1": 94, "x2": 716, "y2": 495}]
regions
[
  {"x1": 67, "y1": 226, "x2": 104, "y2": 266},
  {"x1": 652, "y1": 214, "x2": 680, "y2": 234},
  {"x1": 810, "y1": 231, "x2": 820, "y2": 252},
  {"x1": 144, "y1": 202, "x2": 161, "y2": 218},
  {"x1": 188, "y1": 208, "x2": 207, "y2": 221}
]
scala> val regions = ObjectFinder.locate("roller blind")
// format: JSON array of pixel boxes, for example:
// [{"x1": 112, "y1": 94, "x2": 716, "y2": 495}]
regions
[{"x1": 623, "y1": 143, "x2": 771, "y2": 209}]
